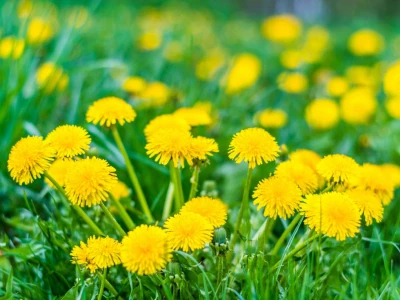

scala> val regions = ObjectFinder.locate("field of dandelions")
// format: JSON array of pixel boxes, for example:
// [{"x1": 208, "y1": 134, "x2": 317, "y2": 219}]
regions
[{"x1": 1, "y1": 1, "x2": 400, "y2": 299}]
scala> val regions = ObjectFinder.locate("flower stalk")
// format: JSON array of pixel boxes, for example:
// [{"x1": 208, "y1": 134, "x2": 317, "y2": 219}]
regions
[
  {"x1": 99, "y1": 202, "x2": 126, "y2": 237},
  {"x1": 109, "y1": 193, "x2": 135, "y2": 230},
  {"x1": 270, "y1": 214, "x2": 303, "y2": 255},
  {"x1": 97, "y1": 268, "x2": 107, "y2": 300},
  {"x1": 188, "y1": 165, "x2": 200, "y2": 200},
  {"x1": 169, "y1": 162, "x2": 185, "y2": 211}
]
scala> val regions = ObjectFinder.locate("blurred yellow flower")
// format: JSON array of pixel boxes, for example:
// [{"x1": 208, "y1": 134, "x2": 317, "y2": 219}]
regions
[
  {"x1": 164, "y1": 212, "x2": 213, "y2": 252},
  {"x1": 191, "y1": 136, "x2": 219, "y2": 161},
  {"x1": 261, "y1": 14, "x2": 302, "y2": 44},
  {"x1": 137, "y1": 31, "x2": 162, "y2": 51},
  {"x1": 196, "y1": 50, "x2": 225, "y2": 81},
  {"x1": 253, "y1": 176, "x2": 302, "y2": 219},
  {"x1": 27, "y1": 18, "x2": 54, "y2": 44},
  {"x1": 305, "y1": 99, "x2": 339, "y2": 130},
  {"x1": 173, "y1": 107, "x2": 212, "y2": 126},
  {"x1": 383, "y1": 61, "x2": 400, "y2": 97},
  {"x1": 36, "y1": 63, "x2": 69, "y2": 94},
  {"x1": 228, "y1": 127, "x2": 280, "y2": 169},
  {"x1": 64, "y1": 157, "x2": 117, "y2": 207},
  {"x1": 346, "y1": 65, "x2": 377, "y2": 88},
  {"x1": 110, "y1": 181, "x2": 130, "y2": 200},
  {"x1": 340, "y1": 87, "x2": 377, "y2": 124},
  {"x1": 122, "y1": 76, "x2": 147, "y2": 95},
  {"x1": 289, "y1": 149, "x2": 321, "y2": 173},
  {"x1": 348, "y1": 29, "x2": 384, "y2": 56},
  {"x1": 303, "y1": 26, "x2": 330, "y2": 55},
  {"x1": 144, "y1": 114, "x2": 190, "y2": 139},
  {"x1": 278, "y1": 72, "x2": 308, "y2": 94},
  {"x1": 275, "y1": 160, "x2": 319, "y2": 195},
  {"x1": 46, "y1": 125, "x2": 91, "y2": 158},
  {"x1": 121, "y1": 225, "x2": 172, "y2": 275},
  {"x1": 17, "y1": 0, "x2": 33, "y2": 19},
  {"x1": 385, "y1": 97, "x2": 400, "y2": 118},
  {"x1": 280, "y1": 50, "x2": 303, "y2": 69},
  {"x1": 8, "y1": 136, "x2": 55, "y2": 185},
  {"x1": 164, "y1": 41, "x2": 183, "y2": 62},
  {"x1": 224, "y1": 53, "x2": 261, "y2": 94},
  {"x1": 86, "y1": 97, "x2": 136, "y2": 127},
  {"x1": 326, "y1": 76, "x2": 349, "y2": 97},
  {"x1": 180, "y1": 196, "x2": 227, "y2": 228},
  {"x1": 45, "y1": 159, "x2": 74, "y2": 188},
  {"x1": 317, "y1": 154, "x2": 360, "y2": 185},
  {"x1": 138, "y1": 81, "x2": 170, "y2": 107},
  {"x1": 256, "y1": 109, "x2": 287, "y2": 129},
  {"x1": 380, "y1": 164, "x2": 400, "y2": 188},
  {"x1": 346, "y1": 189, "x2": 383, "y2": 226},
  {"x1": 301, "y1": 192, "x2": 361, "y2": 241},
  {"x1": 0, "y1": 37, "x2": 25, "y2": 60}
]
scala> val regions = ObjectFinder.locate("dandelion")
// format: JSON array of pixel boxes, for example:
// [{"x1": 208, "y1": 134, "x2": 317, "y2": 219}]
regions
[
  {"x1": 86, "y1": 236, "x2": 121, "y2": 269},
  {"x1": 27, "y1": 18, "x2": 54, "y2": 44},
  {"x1": 144, "y1": 114, "x2": 191, "y2": 139},
  {"x1": 385, "y1": 97, "x2": 400, "y2": 119},
  {"x1": 348, "y1": 29, "x2": 384, "y2": 56},
  {"x1": 164, "y1": 212, "x2": 213, "y2": 252},
  {"x1": 381, "y1": 164, "x2": 400, "y2": 188},
  {"x1": 278, "y1": 72, "x2": 308, "y2": 94},
  {"x1": 326, "y1": 76, "x2": 349, "y2": 97},
  {"x1": 280, "y1": 50, "x2": 303, "y2": 69},
  {"x1": 346, "y1": 65, "x2": 377, "y2": 88},
  {"x1": 46, "y1": 125, "x2": 91, "y2": 158},
  {"x1": 45, "y1": 159, "x2": 75, "y2": 188},
  {"x1": 0, "y1": 36, "x2": 25, "y2": 60},
  {"x1": 275, "y1": 160, "x2": 319, "y2": 195},
  {"x1": 86, "y1": 96, "x2": 137, "y2": 127},
  {"x1": 256, "y1": 109, "x2": 287, "y2": 129},
  {"x1": 180, "y1": 197, "x2": 228, "y2": 228},
  {"x1": 173, "y1": 107, "x2": 212, "y2": 126},
  {"x1": 8, "y1": 136, "x2": 55, "y2": 185},
  {"x1": 71, "y1": 238, "x2": 98, "y2": 273},
  {"x1": 122, "y1": 76, "x2": 147, "y2": 95},
  {"x1": 137, "y1": 31, "x2": 162, "y2": 51},
  {"x1": 64, "y1": 157, "x2": 117, "y2": 207},
  {"x1": 253, "y1": 176, "x2": 302, "y2": 219},
  {"x1": 196, "y1": 49, "x2": 225, "y2": 81},
  {"x1": 317, "y1": 154, "x2": 360, "y2": 185},
  {"x1": 305, "y1": 99, "x2": 340, "y2": 130},
  {"x1": 191, "y1": 136, "x2": 219, "y2": 161},
  {"x1": 146, "y1": 129, "x2": 194, "y2": 167},
  {"x1": 36, "y1": 63, "x2": 69, "y2": 94},
  {"x1": 121, "y1": 225, "x2": 172, "y2": 275},
  {"x1": 261, "y1": 14, "x2": 302, "y2": 44},
  {"x1": 383, "y1": 60, "x2": 400, "y2": 97},
  {"x1": 228, "y1": 128, "x2": 280, "y2": 169},
  {"x1": 340, "y1": 87, "x2": 377, "y2": 124},
  {"x1": 110, "y1": 181, "x2": 130, "y2": 200},
  {"x1": 138, "y1": 82, "x2": 170, "y2": 107},
  {"x1": 346, "y1": 189, "x2": 383, "y2": 225},
  {"x1": 301, "y1": 192, "x2": 361, "y2": 241},
  {"x1": 289, "y1": 149, "x2": 321, "y2": 173}
]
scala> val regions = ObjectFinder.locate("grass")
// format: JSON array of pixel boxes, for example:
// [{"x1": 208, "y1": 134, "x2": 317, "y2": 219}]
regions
[{"x1": 1, "y1": 0, "x2": 400, "y2": 299}]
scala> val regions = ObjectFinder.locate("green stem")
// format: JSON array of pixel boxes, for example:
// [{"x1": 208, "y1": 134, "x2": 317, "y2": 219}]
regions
[
  {"x1": 257, "y1": 218, "x2": 276, "y2": 253},
  {"x1": 162, "y1": 182, "x2": 174, "y2": 220},
  {"x1": 104, "y1": 279, "x2": 121, "y2": 299},
  {"x1": 44, "y1": 172, "x2": 104, "y2": 236},
  {"x1": 270, "y1": 214, "x2": 303, "y2": 255},
  {"x1": 169, "y1": 162, "x2": 185, "y2": 211},
  {"x1": 269, "y1": 233, "x2": 321, "y2": 273},
  {"x1": 109, "y1": 193, "x2": 135, "y2": 230},
  {"x1": 230, "y1": 167, "x2": 253, "y2": 249},
  {"x1": 188, "y1": 165, "x2": 200, "y2": 200},
  {"x1": 111, "y1": 126, "x2": 154, "y2": 222},
  {"x1": 97, "y1": 268, "x2": 107, "y2": 300},
  {"x1": 99, "y1": 202, "x2": 126, "y2": 237}
]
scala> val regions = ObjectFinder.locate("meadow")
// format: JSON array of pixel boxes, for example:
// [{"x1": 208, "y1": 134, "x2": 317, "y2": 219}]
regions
[{"x1": 0, "y1": 0, "x2": 400, "y2": 299}]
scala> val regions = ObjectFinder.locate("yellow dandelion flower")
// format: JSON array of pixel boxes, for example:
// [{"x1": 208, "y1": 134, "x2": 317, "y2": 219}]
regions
[
  {"x1": 86, "y1": 97, "x2": 136, "y2": 127},
  {"x1": 122, "y1": 76, "x2": 147, "y2": 95},
  {"x1": 8, "y1": 136, "x2": 55, "y2": 185},
  {"x1": 137, "y1": 31, "x2": 162, "y2": 51},
  {"x1": 348, "y1": 29, "x2": 384, "y2": 56},
  {"x1": 346, "y1": 65, "x2": 377, "y2": 88},
  {"x1": 121, "y1": 225, "x2": 172, "y2": 275},
  {"x1": 385, "y1": 97, "x2": 400, "y2": 119},
  {"x1": 280, "y1": 49, "x2": 303, "y2": 70},
  {"x1": 356, "y1": 163, "x2": 395, "y2": 205},
  {"x1": 289, "y1": 149, "x2": 321, "y2": 173},
  {"x1": 261, "y1": 14, "x2": 302, "y2": 44},
  {"x1": 326, "y1": 76, "x2": 349, "y2": 97},
  {"x1": 383, "y1": 60, "x2": 400, "y2": 97},
  {"x1": 274, "y1": 160, "x2": 319, "y2": 195},
  {"x1": 86, "y1": 236, "x2": 121, "y2": 269},
  {"x1": 278, "y1": 72, "x2": 308, "y2": 94},
  {"x1": 253, "y1": 176, "x2": 302, "y2": 219},
  {"x1": 164, "y1": 212, "x2": 213, "y2": 252},
  {"x1": 110, "y1": 181, "x2": 130, "y2": 200},
  {"x1": 27, "y1": 18, "x2": 54, "y2": 44},
  {"x1": 64, "y1": 157, "x2": 117, "y2": 207},
  {"x1": 305, "y1": 99, "x2": 340, "y2": 130},
  {"x1": 144, "y1": 114, "x2": 191, "y2": 139},
  {"x1": 340, "y1": 87, "x2": 377, "y2": 124},
  {"x1": 0, "y1": 36, "x2": 25, "y2": 60},
  {"x1": 180, "y1": 196, "x2": 228, "y2": 228},
  {"x1": 380, "y1": 164, "x2": 400, "y2": 188},
  {"x1": 195, "y1": 50, "x2": 225, "y2": 81},
  {"x1": 146, "y1": 128, "x2": 194, "y2": 167},
  {"x1": 46, "y1": 125, "x2": 91, "y2": 158},
  {"x1": 191, "y1": 136, "x2": 219, "y2": 161},
  {"x1": 346, "y1": 189, "x2": 383, "y2": 226},
  {"x1": 228, "y1": 128, "x2": 280, "y2": 169},
  {"x1": 317, "y1": 154, "x2": 361, "y2": 185},
  {"x1": 36, "y1": 62, "x2": 69, "y2": 94},
  {"x1": 70, "y1": 237, "x2": 97, "y2": 273},
  {"x1": 173, "y1": 107, "x2": 212, "y2": 126},
  {"x1": 301, "y1": 192, "x2": 361, "y2": 241},
  {"x1": 256, "y1": 109, "x2": 287, "y2": 129},
  {"x1": 45, "y1": 159, "x2": 74, "y2": 188},
  {"x1": 138, "y1": 82, "x2": 170, "y2": 107}
]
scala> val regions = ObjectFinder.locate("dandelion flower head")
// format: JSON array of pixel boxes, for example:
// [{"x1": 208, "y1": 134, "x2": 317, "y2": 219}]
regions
[
  {"x1": 317, "y1": 154, "x2": 360, "y2": 185},
  {"x1": 173, "y1": 107, "x2": 212, "y2": 126},
  {"x1": 305, "y1": 99, "x2": 340, "y2": 130},
  {"x1": 191, "y1": 136, "x2": 219, "y2": 161},
  {"x1": 346, "y1": 189, "x2": 383, "y2": 226}
]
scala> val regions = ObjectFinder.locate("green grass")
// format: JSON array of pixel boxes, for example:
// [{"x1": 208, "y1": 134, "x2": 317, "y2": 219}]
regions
[{"x1": 1, "y1": 0, "x2": 400, "y2": 299}]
